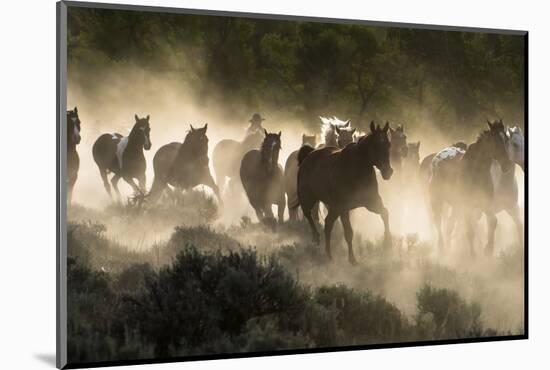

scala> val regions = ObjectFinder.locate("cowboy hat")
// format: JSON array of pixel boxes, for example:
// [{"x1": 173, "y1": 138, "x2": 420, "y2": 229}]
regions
[{"x1": 249, "y1": 113, "x2": 266, "y2": 123}]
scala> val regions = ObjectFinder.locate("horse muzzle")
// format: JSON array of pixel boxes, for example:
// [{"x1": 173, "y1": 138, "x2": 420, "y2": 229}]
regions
[
  {"x1": 381, "y1": 167, "x2": 393, "y2": 180},
  {"x1": 144, "y1": 140, "x2": 152, "y2": 150}
]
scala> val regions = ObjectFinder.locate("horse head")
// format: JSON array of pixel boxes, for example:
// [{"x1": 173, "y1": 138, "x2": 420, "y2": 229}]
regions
[
  {"x1": 186, "y1": 123, "x2": 209, "y2": 159},
  {"x1": 389, "y1": 123, "x2": 408, "y2": 159},
  {"x1": 506, "y1": 126, "x2": 524, "y2": 171},
  {"x1": 406, "y1": 141, "x2": 421, "y2": 165},
  {"x1": 486, "y1": 119, "x2": 512, "y2": 172},
  {"x1": 335, "y1": 122, "x2": 356, "y2": 148},
  {"x1": 132, "y1": 114, "x2": 152, "y2": 150},
  {"x1": 261, "y1": 129, "x2": 282, "y2": 173},
  {"x1": 67, "y1": 107, "x2": 81, "y2": 145},
  {"x1": 361, "y1": 121, "x2": 393, "y2": 180},
  {"x1": 302, "y1": 134, "x2": 317, "y2": 147}
]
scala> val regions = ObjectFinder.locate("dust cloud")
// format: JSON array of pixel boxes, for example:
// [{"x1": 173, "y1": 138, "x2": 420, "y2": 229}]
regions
[{"x1": 67, "y1": 65, "x2": 525, "y2": 335}]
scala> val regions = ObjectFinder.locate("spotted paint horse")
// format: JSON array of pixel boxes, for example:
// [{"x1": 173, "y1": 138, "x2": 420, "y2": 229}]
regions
[{"x1": 92, "y1": 114, "x2": 152, "y2": 200}]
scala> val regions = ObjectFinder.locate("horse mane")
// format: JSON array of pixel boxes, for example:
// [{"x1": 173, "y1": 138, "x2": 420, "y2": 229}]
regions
[
  {"x1": 259, "y1": 134, "x2": 281, "y2": 164},
  {"x1": 462, "y1": 127, "x2": 495, "y2": 164},
  {"x1": 319, "y1": 116, "x2": 349, "y2": 145},
  {"x1": 475, "y1": 128, "x2": 492, "y2": 143},
  {"x1": 178, "y1": 129, "x2": 208, "y2": 164}
]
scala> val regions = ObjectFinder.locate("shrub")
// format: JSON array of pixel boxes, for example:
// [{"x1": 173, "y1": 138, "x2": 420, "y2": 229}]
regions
[
  {"x1": 122, "y1": 246, "x2": 308, "y2": 357},
  {"x1": 309, "y1": 285, "x2": 409, "y2": 346},
  {"x1": 415, "y1": 285, "x2": 483, "y2": 340},
  {"x1": 67, "y1": 256, "x2": 116, "y2": 362}
]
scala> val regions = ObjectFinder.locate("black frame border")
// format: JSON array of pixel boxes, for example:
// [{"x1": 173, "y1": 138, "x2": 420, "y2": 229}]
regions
[{"x1": 56, "y1": 1, "x2": 529, "y2": 369}]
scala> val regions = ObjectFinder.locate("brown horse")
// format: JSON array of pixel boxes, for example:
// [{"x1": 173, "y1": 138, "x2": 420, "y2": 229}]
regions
[
  {"x1": 240, "y1": 130, "x2": 285, "y2": 224},
  {"x1": 148, "y1": 124, "x2": 221, "y2": 205},
  {"x1": 295, "y1": 121, "x2": 393, "y2": 264},
  {"x1": 429, "y1": 120, "x2": 512, "y2": 256},
  {"x1": 284, "y1": 134, "x2": 317, "y2": 222},
  {"x1": 67, "y1": 107, "x2": 81, "y2": 203},
  {"x1": 389, "y1": 124, "x2": 408, "y2": 175},
  {"x1": 92, "y1": 114, "x2": 152, "y2": 200}
]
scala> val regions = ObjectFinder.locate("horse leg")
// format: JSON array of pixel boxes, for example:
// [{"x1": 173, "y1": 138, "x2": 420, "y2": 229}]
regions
[
  {"x1": 67, "y1": 175, "x2": 77, "y2": 204},
  {"x1": 302, "y1": 202, "x2": 320, "y2": 245},
  {"x1": 324, "y1": 208, "x2": 339, "y2": 261},
  {"x1": 111, "y1": 174, "x2": 122, "y2": 202},
  {"x1": 506, "y1": 204, "x2": 523, "y2": 247},
  {"x1": 99, "y1": 168, "x2": 112, "y2": 198},
  {"x1": 263, "y1": 202, "x2": 275, "y2": 223},
  {"x1": 340, "y1": 210, "x2": 357, "y2": 265},
  {"x1": 123, "y1": 175, "x2": 141, "y2": 194},
  {"x1": 137, "y1": 173, "x2": 147, "y2": 194},
  {"x1": 253, "y1": 207, "x2": 264, "y2": 223},
  {"x1": 288, "y1": 206, "x2": 298, "y2": 223},
  {"x1": 203, "y1": 172, "x2": 224, "y2": 208},
  {"x1": 431, "y1": 197, "x2": 444, "y2": 250},
  {"x1": 465, "y1": 211, "x2": 476, "y2": 258},
  {"x1": 484, "y1": 211, "x2": 498, "y2": 256},
  {"x1": 277, "y1": 194, "x2": 286, "y2": 224},
  {"x1": 366, "y1": 196, "x2": 391, "y2": 248}
]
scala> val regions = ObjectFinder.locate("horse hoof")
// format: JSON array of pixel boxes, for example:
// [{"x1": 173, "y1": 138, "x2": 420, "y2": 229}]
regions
[{"x1": 348, "y1": 256, "x2": 358, "y2": 265}]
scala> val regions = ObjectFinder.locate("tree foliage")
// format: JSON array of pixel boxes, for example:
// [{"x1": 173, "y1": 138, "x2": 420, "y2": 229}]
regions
[{"x1": 68, "y1": 7, "x2": 525, "y2": 136}]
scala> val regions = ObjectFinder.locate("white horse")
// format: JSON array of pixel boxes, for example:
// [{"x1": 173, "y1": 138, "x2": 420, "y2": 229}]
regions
[
  {"x1": 318, "y1": 116, "x2": 354, "y2": 148},
  {"x1": 491, "y1": 126, "x2": 525, "y2": 245}
]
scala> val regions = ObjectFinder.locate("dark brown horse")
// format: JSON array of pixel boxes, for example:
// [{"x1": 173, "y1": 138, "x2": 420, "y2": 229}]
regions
[
  {"x1": 295, "y1": 121, "x2": 393, "y2": 264},
  {"x1": 212, "y1": 129, "x2": 264, "y2": 196},
  {"x1": 67, "y1": 107, "x2": 81, "y2": 203},
  {"x1": 240, "y1": 130, "x2": 285, "y2": 224},
  {"x1": 429, "y1": 120, "x2": 512, "y2": 256},
  {"x1": 92, "y1": 114, "x2": 152, "y2": 200},
  {"x1": 148, "y1": 124, "x2": 221, "y2": 204},
  {"x1": 284, "y1": 134, "x2": 317, "y2": 222},
  {"x1": 389, "y1": 124, "x2": 408, "y2": 175}
]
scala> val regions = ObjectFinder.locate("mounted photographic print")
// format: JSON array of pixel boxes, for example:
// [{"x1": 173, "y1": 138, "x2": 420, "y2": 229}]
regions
[{"x1": 57, "y1": 1, "x2": 528, "y2": 368}]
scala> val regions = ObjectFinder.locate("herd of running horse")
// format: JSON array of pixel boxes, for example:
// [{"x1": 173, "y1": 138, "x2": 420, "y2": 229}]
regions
[{"x1": 66, "y1": 109, "x2": 524, "y2": 264}]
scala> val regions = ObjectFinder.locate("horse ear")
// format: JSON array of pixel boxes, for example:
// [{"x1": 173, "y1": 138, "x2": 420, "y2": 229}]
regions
[
  {"x1": 345, "y1": 120, "x2": 351, "y2": 127},
  {"x1": 335, "y1": 126, "x2": 341, "y2": 134},
  {"x1": 135, "y1": 114, "x2": 139, "y2": 122},
  {"x1": 370, "y1": 121, "x2": 376, "y2": 133},
  {"x1": 203, "y1": 123, "x2": 208, "y2": 131},
  {"x1": 351, "y1": 128, "x2": 356, "y2": 134},
  {"x1": 264, "y1": 129, "x2": 268, "y2": 137},
  {"x1": 417, "y1": 141, "x2": 421, "y2": 149},
  {"x1": 146, "y1": 115, "x2": 150, "y2": 121},
  {"x1": 487, "y1": 119, "x2": 493, "y2": 129},
  {"x1": 74, "y1": 107, "x2": 78, "y2": 113},
  {"x1": 383, "y1": 121, "x2": 390, "y2": 132},
  {"x1": 190, "y1": 124, "x2": 195, "y2": 131},
  {"x1": 278, "y1": 131, "x2": 281, "y2": 138}
]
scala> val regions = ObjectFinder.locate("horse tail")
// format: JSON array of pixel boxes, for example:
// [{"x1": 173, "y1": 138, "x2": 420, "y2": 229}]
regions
[
  {"x1": 287, "y1": 187, "x2": 300, "y2": 210},
  {"x1": 298, "y1": 145, "x2": 315, "y2": 164},
  {"x1": 147, "y1": 176, "x2": 165, "y2": 203}
]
